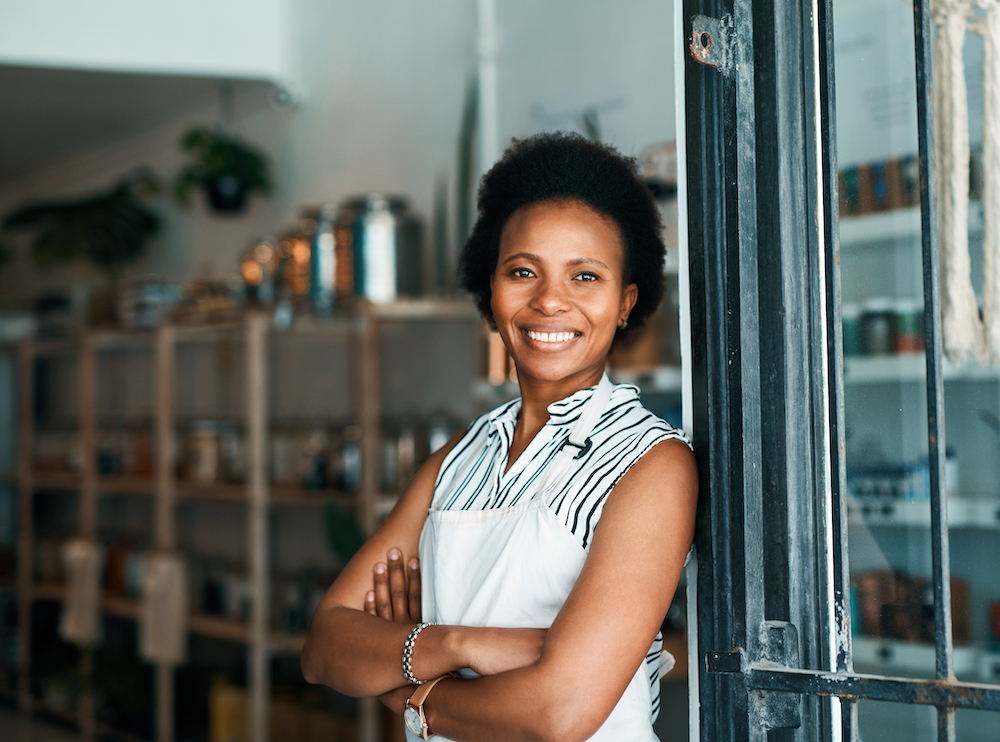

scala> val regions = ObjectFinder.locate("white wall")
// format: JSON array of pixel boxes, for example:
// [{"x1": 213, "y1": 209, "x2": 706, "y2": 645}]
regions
[
  {"x1": 0, "y1": 0, "x2": 293, "y2": 82},
  {"x1": 0, "y1": 0, "x2": 676, "y2": 305}
]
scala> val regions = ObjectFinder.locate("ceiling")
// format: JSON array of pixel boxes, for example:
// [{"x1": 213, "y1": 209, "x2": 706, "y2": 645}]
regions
[{"x1": 0, "y1": 64, "x2": 272, "y2": 183}]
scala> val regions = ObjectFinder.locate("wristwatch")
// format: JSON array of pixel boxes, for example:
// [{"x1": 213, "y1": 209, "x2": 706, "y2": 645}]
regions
[{"x1": 404, "y1": 673, "x2": 454, "y2": 739}]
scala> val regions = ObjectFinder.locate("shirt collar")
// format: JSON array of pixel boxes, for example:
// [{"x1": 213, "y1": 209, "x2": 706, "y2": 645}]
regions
[{"x1": 486, "y1": 374, "x2": 639, "y2": 435}]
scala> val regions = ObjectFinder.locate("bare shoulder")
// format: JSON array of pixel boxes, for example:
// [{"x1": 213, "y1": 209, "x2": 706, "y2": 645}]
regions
[
  {"x1": 613, "y1": 437, "x2": 697, "y2": 503},
  {"x1": 594, "y1": 436, "x2": 698, "y2": 551}
]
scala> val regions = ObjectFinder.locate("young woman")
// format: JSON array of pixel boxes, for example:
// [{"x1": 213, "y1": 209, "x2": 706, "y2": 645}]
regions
[{"x1": 302, "y1": 133, "x2": 698, "y2": 742}]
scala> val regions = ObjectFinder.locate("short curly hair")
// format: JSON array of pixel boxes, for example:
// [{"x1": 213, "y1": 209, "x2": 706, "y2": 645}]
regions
[{"x1": 458, "y1": 132, "x2": 665, "y2": 340}]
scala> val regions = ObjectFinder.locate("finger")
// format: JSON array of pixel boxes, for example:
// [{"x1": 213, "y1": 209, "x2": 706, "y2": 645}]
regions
[
  {"x1": 364, "y1": 591, "x2": 376, "y2": 615},
  {"x1": 387, "y1": 548, "x2": 408, "y2": 621},
  {"x1": 373, "y1": 562, "x2": 392, "y2": 620},
  {"x1": 408, "y1": 558, "x2": 422, "y2": 622}
]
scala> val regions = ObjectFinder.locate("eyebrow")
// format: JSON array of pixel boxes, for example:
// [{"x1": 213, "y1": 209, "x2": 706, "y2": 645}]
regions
[{"x1": 500, "y1": 252, "x2": 611, "y2": 270}]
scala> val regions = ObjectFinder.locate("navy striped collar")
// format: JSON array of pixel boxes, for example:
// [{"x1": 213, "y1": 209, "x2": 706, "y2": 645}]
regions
[{"x1": 486, "y1": 376, "x2": 640, "y2": 435}]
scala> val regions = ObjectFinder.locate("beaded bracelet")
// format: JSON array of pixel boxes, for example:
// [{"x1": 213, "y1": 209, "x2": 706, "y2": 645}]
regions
[{"x1": 402, "y1": 622, "x2": 437, "y2": 685}]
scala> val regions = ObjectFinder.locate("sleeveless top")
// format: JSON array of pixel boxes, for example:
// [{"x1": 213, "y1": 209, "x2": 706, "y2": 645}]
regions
[{"x1": 429, "y1": 379, "x2": 690, "y2": 722}]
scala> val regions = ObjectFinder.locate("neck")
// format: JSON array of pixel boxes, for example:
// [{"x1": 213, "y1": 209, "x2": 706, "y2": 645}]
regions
[{"x1": 514, "y1": 365, "x2": 606, "y2": 435}]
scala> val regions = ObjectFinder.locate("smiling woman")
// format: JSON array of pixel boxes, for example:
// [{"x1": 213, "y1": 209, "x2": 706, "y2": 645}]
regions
[{"x1": 301, "y1": 133, "x2": 697, "y2": 742}]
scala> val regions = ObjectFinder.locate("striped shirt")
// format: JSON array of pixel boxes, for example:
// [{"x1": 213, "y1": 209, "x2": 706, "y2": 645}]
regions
[{"x1": 431, "y1": 379, "x2": 691, "y2": 721}]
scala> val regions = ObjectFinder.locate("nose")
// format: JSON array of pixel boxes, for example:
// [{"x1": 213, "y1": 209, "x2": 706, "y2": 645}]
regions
[{"x1": 529, "y1": 276, "x2": 570, "y2": 315}]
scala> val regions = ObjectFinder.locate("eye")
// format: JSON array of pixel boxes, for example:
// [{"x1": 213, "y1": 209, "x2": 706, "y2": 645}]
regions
[
  {"x1": 510, "y1": 268, "x2": 534, "y2": 278},
  {"x1": 574, "y1": 271, "x2": 600, "y2": 282}
]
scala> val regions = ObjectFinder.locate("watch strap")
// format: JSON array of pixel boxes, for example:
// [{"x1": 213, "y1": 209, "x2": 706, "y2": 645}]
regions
[{"x1": 408, "y1": 672, "x2": 455, "y2": 709}]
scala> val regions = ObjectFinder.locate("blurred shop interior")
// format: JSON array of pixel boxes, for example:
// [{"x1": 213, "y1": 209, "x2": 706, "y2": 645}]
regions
[
  {"x1": 0, "y1": 2, "x2": 688, "y2": 742},
  {"x1": 6, "y1": 0, "x2": 1000, "y2": 741}
]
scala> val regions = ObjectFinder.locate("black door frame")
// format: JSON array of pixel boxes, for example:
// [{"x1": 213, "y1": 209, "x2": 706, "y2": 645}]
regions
[{"x1": 683, "y1": 0, "x2": 1000, "y2": 738}]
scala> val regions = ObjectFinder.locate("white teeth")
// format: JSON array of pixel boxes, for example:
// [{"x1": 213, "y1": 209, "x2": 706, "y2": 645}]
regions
[{"x1": 526, "y1": 330, "x2": 577, "y2": 343}]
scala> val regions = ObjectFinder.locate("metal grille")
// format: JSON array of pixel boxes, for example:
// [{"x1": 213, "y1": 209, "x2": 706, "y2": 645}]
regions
[{"x1": 684, "y1": 0, "x2": 1000, "y2": 738}]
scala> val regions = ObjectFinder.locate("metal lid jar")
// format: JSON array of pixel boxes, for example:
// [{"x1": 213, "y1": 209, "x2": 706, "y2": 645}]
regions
[{"x1": 335, "y1": 194, "x2": 422, "y2": 303}]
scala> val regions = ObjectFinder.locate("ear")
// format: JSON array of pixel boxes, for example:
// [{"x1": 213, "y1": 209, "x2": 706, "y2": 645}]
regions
[{"x1": 619, "y1": 283, "x2": 638, "y2": 325}]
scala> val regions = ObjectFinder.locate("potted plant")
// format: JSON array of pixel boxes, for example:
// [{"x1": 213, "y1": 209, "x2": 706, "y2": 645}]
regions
[
  {"x1": 1, "y1": 171, "x2": 161, "y2": 282},
  {"x1": 173, "y1": 126, "x2": 272, "y2": 214}
]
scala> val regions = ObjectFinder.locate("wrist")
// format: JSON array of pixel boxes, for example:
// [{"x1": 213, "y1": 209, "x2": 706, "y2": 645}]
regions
[{"x1": 443, "y1": 625, "x2": 488, "y2": 671}]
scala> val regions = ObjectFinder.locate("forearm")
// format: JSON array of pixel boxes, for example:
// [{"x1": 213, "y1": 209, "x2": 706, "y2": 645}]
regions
[
  {"x1": 301, "y1": 606, "x2": 465, "y2": 697},
  {"x1": 422, "y1": 666, "x2": 579, "y2": 742}
]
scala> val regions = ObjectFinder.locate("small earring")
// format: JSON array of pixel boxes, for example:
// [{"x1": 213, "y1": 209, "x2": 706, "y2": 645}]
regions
[{"x1": 619, "y1": 320, "x2": 628, "y2": 330}]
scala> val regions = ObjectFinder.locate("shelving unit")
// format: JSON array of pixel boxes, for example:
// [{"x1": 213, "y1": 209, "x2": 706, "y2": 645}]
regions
[
  {"x1": 852, "y1": 636, "x2": 1000, "y2": 682},
  {"x1": 839, "y1": 201, "x2": 984, "y2": 248},
  {"x1": 0, "y1": 295, "x2": 685, "y2": 742},
  {"x1": 847, "y1": 497, "x2": 1000, "y2": 530},
  {"x1": 837, "y1": 191, "x2": 1000, "y2": 716},
  {"x1": 2, "y1": 298, "x2": 482, "y2": 742}
]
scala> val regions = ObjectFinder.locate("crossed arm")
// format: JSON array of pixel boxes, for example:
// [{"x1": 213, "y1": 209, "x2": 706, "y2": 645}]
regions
[{"x1": 301, "y1": 436, "x2": 697, "y2": 742}]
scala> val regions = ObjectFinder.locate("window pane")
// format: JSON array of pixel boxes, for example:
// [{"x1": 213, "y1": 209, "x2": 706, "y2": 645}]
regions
[
  {"x1": 832, "y1": 0, "x2": 1000, "y2": 692},
  {"x1": 858, "y1": 699, "x2": 935, "y2": 741},
  {"x1": 833, "y1": 0, "x2": 939, "y2": 682}
]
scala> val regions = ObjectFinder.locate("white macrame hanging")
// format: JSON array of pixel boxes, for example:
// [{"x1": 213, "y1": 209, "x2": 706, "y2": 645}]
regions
[
  {"x1": 933, "y1": 0, "x2": 984, "y2": 363},
  {"x1": 979, "y1": 0, "x2": 1000, "y2": 362}
]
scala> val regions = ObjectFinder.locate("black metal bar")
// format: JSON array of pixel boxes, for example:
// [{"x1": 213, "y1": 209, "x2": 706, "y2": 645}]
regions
[
  {"x1": 738, "y1": 666, "x2": 1000, "y2": 712},
  {"x1": 912, "y1": 0, "x2": 955, "y2": 700},
  {"x1": 732, "y1": 0, "x2": 765, "y2": 672},
  {"x1": 816, "y1": 0, "x2": 851, "y2": 678},
  {"x1": 685, "y1": 0, "x2": 748, "y2": 737}
]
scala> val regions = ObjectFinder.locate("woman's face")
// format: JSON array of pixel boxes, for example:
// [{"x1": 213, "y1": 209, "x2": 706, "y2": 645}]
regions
[{"x1": 490, "y1": 199, "x2": 638, "y2": 388}]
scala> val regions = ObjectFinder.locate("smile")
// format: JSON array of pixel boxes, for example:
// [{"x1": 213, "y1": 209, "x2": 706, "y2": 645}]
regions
[{"x1": 525, "y1": 330, "x2": 581, "y2": 343}]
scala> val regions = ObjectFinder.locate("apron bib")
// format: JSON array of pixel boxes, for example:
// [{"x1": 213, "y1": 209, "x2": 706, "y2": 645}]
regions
[{"x1": 410, "y1": 375, "x2": 660, "y2": 742}]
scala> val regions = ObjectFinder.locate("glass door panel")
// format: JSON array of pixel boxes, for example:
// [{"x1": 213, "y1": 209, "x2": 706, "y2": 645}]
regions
[{"x1": 833, "y1": 0, "x2": 1000, "y2": 737}]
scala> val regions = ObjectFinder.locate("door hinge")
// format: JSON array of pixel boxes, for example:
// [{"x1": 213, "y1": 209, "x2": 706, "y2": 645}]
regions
[
  {"x1": 705, "y1": 621, "x2": 803, "y2": 730},
  {"x1": 689, "y1": 14, "x2": 735, "y2": 74}
]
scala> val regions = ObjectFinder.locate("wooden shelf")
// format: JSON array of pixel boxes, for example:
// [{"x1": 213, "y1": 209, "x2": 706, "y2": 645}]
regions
[
  {"x1": 97, "y1": 476, "x2": 156, "y2": 495},
  {"x1": 32, "y1": 583, "x2": 66, "y2": 602},
  {"x1": 843, "y1": 353, "x2": 1000, "y2": 385},
  {"x1": 852, "y1": 636, "x2": 996, "y2": 681},
  {"x1": 269, "y1": 631, "x2": 307, "y2": 654},
  {"x1": 367, "y1": 298, "x2": 479, "y2": 320},
  {"x1": 847, "y1": 497, "x2": 1000, "y2": 530},
  {"x1": 28, "y1": 471, "x2": 355, "y2": 508},
  {"x1": 840, "y1": 202, "x2": 983, "y2": 248},
  {"x1": 32, "y1": 471, "x2": 81, "y2": 490},
  {"x1": 26, "y1": 586, "x2": 304, "y2": 653}
]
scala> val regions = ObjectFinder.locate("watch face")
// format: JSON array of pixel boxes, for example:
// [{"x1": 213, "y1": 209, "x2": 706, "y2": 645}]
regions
[{"x1": 404, "y1": 706, "x2": 423, "y2": 735}]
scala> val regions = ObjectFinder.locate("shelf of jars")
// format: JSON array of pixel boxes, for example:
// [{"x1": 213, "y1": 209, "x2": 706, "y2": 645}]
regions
[
  {"x1": 852, "y1": 636, "x2": 1000, "y2": 683},
  {"x1": 843, "y1": 353, "x2": 1000, "y2": 385},
  {"x1": 839, "y1": 201, "x2": 984, "y2": 247},
  {"x1": 28, "y1": 583, "x2": 309, "y2": 654},
  {"x1": 847, "y1": 497, "x2": 1000, "y2": 530},
  {"x1": 7, "y1": 302, "x2": 490, "y2": 742}
]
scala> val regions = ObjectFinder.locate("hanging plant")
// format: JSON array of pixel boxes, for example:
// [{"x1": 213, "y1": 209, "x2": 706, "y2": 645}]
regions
[
  {"x1": 173, "y1": 126, "x2": 272, "y2": 214},
  {"x1": 1, "y1": 171, "x2": 161, "y2": 282}
]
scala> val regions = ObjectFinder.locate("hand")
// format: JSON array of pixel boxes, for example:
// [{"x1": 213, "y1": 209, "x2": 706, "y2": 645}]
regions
[
  {"x1": 364, "y1": 547, "x2": 421, "y2": 623},
  {"x1": 364, "y1": 547, "x2": 422, "y2": 714}
]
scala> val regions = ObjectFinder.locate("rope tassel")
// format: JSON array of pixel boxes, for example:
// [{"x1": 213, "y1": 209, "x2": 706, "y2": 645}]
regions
[
  {"x1": 933, "y1": 0, "x2": 984, "y2": 363},
  {"x1": 980, "y1": 1, "x2": 1000, "y2": 362}
]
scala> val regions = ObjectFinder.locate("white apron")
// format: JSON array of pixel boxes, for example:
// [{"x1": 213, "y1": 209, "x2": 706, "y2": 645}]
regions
[{"x1": 411, "y1": 375, "x2": 660, "y2": 742}]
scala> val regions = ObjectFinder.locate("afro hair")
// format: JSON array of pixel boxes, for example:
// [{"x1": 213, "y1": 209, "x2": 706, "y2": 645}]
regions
[{"x1": 458, "y1": 132, "x2": 666, "y2": 340}]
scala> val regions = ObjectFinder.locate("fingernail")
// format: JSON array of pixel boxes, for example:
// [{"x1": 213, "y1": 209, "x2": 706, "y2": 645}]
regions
[
  {"x1": 388, "y1": 548, "x2": 401, "y2": 560},
  {"x1": 366, "y1": 591, "x2": 375, "y2": 602},
  {"x1": 375, "y1": 563, "x2": 386, "y2": 574},
  {"x1": 409, "y1": 559, "x2": 419, "y2": 570}
]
